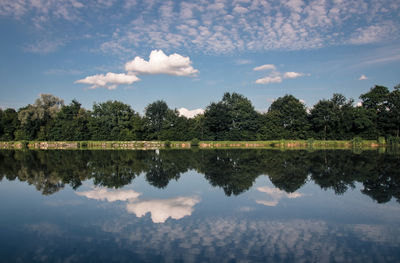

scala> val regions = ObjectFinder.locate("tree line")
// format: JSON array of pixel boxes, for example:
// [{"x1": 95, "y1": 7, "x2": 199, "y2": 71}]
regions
[
  {"x1": 0, "y1": 149, "x2": 399, "y2": 203},
  {"x1": 0, "y1": 84, "x2": 399, "y2": 141}
]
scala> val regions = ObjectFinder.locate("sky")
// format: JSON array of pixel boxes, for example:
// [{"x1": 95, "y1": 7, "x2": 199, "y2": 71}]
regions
[{"x1": 0, "y1": 0, "x2": 399, "y2": 117}]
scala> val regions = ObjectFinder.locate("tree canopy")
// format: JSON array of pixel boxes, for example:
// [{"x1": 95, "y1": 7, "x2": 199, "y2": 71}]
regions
[{"x1": 1, "y1": 85, "x2": 400, "y2": 142}]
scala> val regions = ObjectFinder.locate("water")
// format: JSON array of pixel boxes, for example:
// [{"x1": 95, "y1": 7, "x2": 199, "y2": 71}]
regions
[{"x1": 0, "y1": 149, "x2": 399, "y2": 262}]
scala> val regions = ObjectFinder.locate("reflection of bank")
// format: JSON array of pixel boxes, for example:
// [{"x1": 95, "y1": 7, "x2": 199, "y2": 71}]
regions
[
  {"x1": 77, "y1": 188, "x2": 200, "y2": 223},
  {"x1": 256, "y1": 186, "x2": 303, "y2": 206}
]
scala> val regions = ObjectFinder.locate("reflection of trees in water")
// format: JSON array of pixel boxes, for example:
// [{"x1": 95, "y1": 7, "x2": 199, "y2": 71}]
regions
[{"x1": 0, "y1": 149, "x2": 399, "y2": 203}]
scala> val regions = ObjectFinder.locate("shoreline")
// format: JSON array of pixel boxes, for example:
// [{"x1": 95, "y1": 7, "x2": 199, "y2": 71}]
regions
[{"x1": 0, "y1": 139, "x2": 394, "y2": 150}]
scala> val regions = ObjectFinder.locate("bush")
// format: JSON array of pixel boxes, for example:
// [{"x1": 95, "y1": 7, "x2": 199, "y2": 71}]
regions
[
  {"x1": 387, "y1": 136, "x2": 400, "y2": 146},
  {"x1": 80, "y1": 141, "x2": 88, "y2": 148},
  {"x1": 191, "y1": 138, "x2": 200, "y2": 147},
  {"x1": 19, "y1": 140, "x2": 29, "y2": 148},
  {"x1": 165, "y1": 140, "x2": 171, "y2": 148},
  {"x1": 307, "y1": 138, "x2": 315, "y2": 147},
  {"x1": 377, "y1": 137, "x2": 386, "y2": 145},
  {"x1": 352, "y1": 136, "x2": 363, "y2": 147}
]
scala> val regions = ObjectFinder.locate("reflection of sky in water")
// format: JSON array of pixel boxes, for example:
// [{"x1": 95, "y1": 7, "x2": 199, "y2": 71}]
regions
[{"x1": 0, "y1": 170, "x2": 400, "y2": 262}]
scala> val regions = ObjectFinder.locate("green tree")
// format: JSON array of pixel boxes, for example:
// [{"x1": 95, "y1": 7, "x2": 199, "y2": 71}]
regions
[
  {"x1": 360, "y1": 85, "x2": 390, "y2": 137},
  {"x1": 144, "y1": 100, "x2": 174, "y2": 140},
  {"x1": 16, "y1": 94, "x2": 64, "y2": 140},
  {"x1": 49, "y1": 100, "x2": 90, "y2": 141},
  {"x1": 204, "y1": 92, "x2": 259, "y2": 140},
  {"x1": 0, "y1": 108, "x2": 19, "y2": 141},
  {"x1": 386, "y1": 85, "x2": 400, "y2": 137},
  {"x1": 88, "y1": 100, "x2": 137, "y2": 140},
  {"x1": 268, "y1": 95, "x2": 309, "y2": 139}
]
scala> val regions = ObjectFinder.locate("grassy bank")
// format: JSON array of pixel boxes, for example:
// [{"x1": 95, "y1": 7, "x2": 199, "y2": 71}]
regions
[{"x1": 0, "y1": 139, "x2": 396, "y2": 150}]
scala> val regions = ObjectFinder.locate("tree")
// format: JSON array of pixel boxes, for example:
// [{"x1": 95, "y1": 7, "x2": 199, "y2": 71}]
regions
[
  {"x1": 204, "y1": 92, "x2": 259, "y2": 140},
  {"x1": 203, "y1": 101, "x2": 231, "y2": 140},
  {"x1": 88, "y1": 100, "x2": 137, "y2": 140},
  {"x1": 309, "y1": 100, "x2": 337, "y2": 140},
  {"x1": 49, "y1": 100, "x2": 90, "y2": 141},
  {"x1": 16, "y1": 94, "x2": 64, "y2": 140},
  {"x1": 144, "y1": 100, "x2": 174, "y2": 140},
  {"x1": 386, "y1": 85, "x2": 400, "y2": 137},
  {"x1": 0, "y1": 108, "x2": 19, "y2": 141},
  {"x1": 268, "y1": 95, "x2": 309, "y2": 139},
  {"x1": 360, "y1": 85, "x2": 390, "y2": 137}
]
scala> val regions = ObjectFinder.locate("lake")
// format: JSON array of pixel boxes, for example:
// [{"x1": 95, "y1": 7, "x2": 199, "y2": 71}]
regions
[{"x1": 0, "y1": 149, "x2": 399, "y2": 262}]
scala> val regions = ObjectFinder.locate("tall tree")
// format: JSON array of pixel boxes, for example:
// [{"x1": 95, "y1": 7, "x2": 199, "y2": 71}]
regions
[
  {"x1": 360, "y1": 85, "x2": 390, "y2": 137},
  {"x1": 144, "y1": 100, "x2": 175, "y2": 140},
  {"x1": 88, "y1": 100, "x2": 136, "y2": 140},
  {"x1": 49, "y1": 100, "x2": 90, "y2": 141},
  {"x1": 16, "y1": 94, "x2": 64, "y2": 140},
  {"x1": 386, "y1": 85, "x2": 400, "y2": 137},
  {"x1": 204, "y1": 92, "x2": 259, "y2": 140},
  {"x1": 268, "y1": 95, "x2": 309, "y2": 139},
  {"x1": 0, "y1": 108, "x2": 19, "y2": 141}
]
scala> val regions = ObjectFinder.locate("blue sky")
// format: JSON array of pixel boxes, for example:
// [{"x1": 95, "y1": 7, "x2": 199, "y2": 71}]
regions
[{"x1": 0, "y1": 0, "x2": 399, "y2": 116}]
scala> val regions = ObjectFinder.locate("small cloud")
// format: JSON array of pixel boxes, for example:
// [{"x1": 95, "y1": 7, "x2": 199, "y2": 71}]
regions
[
  {"x1": 75, "y1": 72, "x2": 140, "y2": 90},
  {"x1": 77, "y1": 188, "x2": 141, "y2": 202},
  {"x1": 255, "y1": 76, "x2": 282, "y2": 85},
  {"x1": 235, "y1": 59, "x2": 252, "y2": 65},
  {"x1": 178, "y1": 108, "x2": 204, "y2": 118},
  {"x1": 44, "y1": 69, "x2": 83, "y2": 75},
  {"x1": 349, "y1": 23, "x2": 395, "y2": 45},
  {"x1": 23, "y1": 40, "x2": 64, "y2": 54},
  {"x1": 233, "y1": 5, "x2": 248, "y2": 14},
  {"x1": 125, "y1": 50, "x2": 199, "y2": 76},
  {"x1": 253, "y1": 64, "x2": 276, "y2": 71},
  {"x1": 358, "y1": 74, "x2": 368, "y2": 80},
  {"x1": 283, "y1": 72, "x2": 304, "y2": 79}
]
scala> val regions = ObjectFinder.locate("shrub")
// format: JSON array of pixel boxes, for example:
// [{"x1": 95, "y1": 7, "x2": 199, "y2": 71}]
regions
[
  {"x1": 352, "y1": 137, "x2": 363, "y2": 147},
  {"x1": 165, "y1": 140, "x2": 171, "y2": 148},
  {"x1": 387, "y1": 136, "x2": 400, "y2": 146},
  {"x1": 19, "y1": 140, "x2": 29, "y2": 148},
  {"x1": 191, "y1": 138, "x2": 200, "y2": 147},
  {"x1": 377, "y1": 137, "x2": 386, "y2": 145}
]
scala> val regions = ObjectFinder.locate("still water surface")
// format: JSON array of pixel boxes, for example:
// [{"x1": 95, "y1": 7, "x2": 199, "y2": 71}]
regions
[{"x1": 0, "y1": 149, "x2": 399, "y2": 262}]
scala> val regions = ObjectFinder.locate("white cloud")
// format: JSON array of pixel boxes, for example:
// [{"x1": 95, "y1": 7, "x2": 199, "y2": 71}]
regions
[
  {"x1": 349, "y1": 24, "x2": 396, "y2": 45},
  {"x1": 358, "y1": 74, "x2": 368, "y2": 80},
  {"x1": 235, "y1": 59, "x2": 252, "y2": 65},
  {"x1": 126, "y1": 196, "x2": 200, "y2": 223},
  {"x1": 253, "y1": 64, "x2": 276, "y2": 71},
  {"x1": 77, "y1": 188, "x2": 141, "y2": 202},
  {"x1": 75, "y1": 72, "x2": 140, "y2": 90},
  {"x1": 256, "y1": 186, "x2": 303, "y2": 206},
  {"x1": 23, "y1": 40, "x2": 64, "y2": 54},
  {"x1": 255, "y1": 76, "x2": 282, "y2": 85},
  {"x1": 178, "y1": 108, "x2": 204, "y2": 118},
  {"x1": 233, "y1": 5, "x2": 248, "y2": 14},
  {"x1": 283, "y1": 72, "x2": 304, "y2": 79},
  {"x1": 125, "y1": 50, "x2": 199, "y2": 76},
  {"x1": 2, "y1": 0, "x2": 399, "y2": 55},
  {"x1": 255, "y1": 65, "x2": 308, "y2": 85}
]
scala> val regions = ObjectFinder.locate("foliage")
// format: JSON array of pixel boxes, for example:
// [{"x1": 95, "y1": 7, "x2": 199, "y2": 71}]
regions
[
  {"x1": 2, "y1": 149, "x2": 399, "y2": 203},
  {"x1": 191, "y1": 138, "x2": 200, "y2": 147},
  {"x1": 1, "y1": 84, "x2": 400, "y2": 142}
]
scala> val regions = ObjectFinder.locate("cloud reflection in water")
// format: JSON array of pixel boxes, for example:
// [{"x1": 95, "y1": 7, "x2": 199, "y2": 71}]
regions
[
  {"x1": 77, "y1": 188, "x2": 200, "y2": 223},
  {"x1": 256, "y1": 186, "x2": 303, "y2": 206}
]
